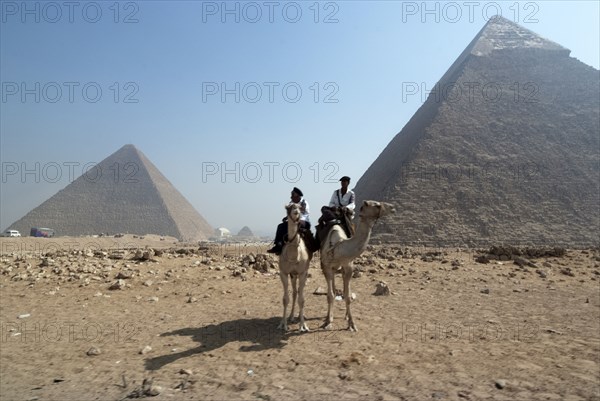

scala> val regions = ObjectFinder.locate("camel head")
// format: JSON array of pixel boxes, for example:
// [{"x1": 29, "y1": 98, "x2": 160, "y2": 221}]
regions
[
  {"x1": 285, "y1": 203, "x2": 302, "y2": 223},
  {"x1": 358, "y1": 200, "x2": 396, "y2": 220}
]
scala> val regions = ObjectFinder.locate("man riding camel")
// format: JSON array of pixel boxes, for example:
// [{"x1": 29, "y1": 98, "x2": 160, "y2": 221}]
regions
[
  {"x1": 316, "y1": 176, "x2": 356, "y2": 245},
  {"x1": 328, "y1": 176, "x2": 356, "y2": 219},
  {"x1": 267, "y1": 187, "x2": 311, "y2": 255}
]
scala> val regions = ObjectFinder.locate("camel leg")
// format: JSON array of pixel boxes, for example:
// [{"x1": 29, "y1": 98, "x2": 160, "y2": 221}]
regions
[
  {"x1": 277, "y1": 272, "x2": 289, "y2": 331},
  {"x1": 344, "y1": 263, "x2": 353, "y2": 320},
  {"x1": 321, "y1": 267, "x2": 335, "y2": 330},
  {"x1": 332, "y1": 271, "x2": 337, "y2": 298},
  {"x1": 298, "y1": 270, "x2": 310, "y2": 332},
  {"x1": 289, "y1": 273, "x2": 298, "y2": 323},
  {"x1": 342, "y1": 265, "x2": 357, "y2": 332}
]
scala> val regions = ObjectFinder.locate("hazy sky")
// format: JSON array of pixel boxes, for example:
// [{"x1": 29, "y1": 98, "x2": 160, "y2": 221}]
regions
[{"x1": 1, "y1": 1, "x2": 599, "y2": 236}]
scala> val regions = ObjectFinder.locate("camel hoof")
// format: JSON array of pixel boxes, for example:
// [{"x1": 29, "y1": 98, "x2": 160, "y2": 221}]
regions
[
  {"x1": 277, "y1": 322, "x2": 288, "y2": 331},
  {"x1": 299, "y1": 324, "x2": 310, "y2": 333},
  {"x1": 348, "y1": 323, "x2": 358, "y2": 332},
  {"x1": 322, "y1": 322, "x2": 334, "y2": 330}
]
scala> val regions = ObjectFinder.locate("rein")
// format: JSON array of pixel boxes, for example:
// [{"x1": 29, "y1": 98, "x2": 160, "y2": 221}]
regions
[{"x1": 285, "y1": 218, "x2": 301, "y2": 243}]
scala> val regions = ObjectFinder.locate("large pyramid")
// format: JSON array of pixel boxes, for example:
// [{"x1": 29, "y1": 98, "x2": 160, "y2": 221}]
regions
[
  {"x1": 9, "y1": 145, "x2": 214, "y2": 240},
  {"x1": 355, "y1": 16, "x2": 599, "y2": 247}
]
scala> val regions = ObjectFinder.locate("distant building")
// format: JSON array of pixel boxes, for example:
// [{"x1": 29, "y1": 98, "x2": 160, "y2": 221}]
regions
[{"x1": 215, "y1": 227, "x2": 232, "y2": 238}]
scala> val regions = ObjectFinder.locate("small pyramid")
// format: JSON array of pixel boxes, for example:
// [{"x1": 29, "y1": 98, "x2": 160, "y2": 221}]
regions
[
  {"x1": 237, "y1": 226, "x2": 254, "y2": 237},
  {"x1": 9, "y1": 145, "x2": 214, "y2": 240},
  {"x1": 355, "y1": 16, "x2": 599, "y2": 246}
]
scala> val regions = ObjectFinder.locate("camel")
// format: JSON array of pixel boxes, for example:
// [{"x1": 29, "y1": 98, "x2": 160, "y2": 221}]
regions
[
  {"x1": 319, "y1": 200, "x2": 396, "y2": 331},
  {"x1": 277, "y1": 203, "x2": 313, "y2": 332}
]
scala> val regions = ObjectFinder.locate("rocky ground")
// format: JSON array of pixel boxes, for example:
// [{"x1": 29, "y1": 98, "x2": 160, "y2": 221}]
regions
[{"x1": 0, "y1": 236, "x2": 599, "y2": 401}]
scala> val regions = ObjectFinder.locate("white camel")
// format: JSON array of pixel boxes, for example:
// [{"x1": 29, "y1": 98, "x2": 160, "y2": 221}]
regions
[
  {"x1": 277, "y1": 203, "x2": 313, "y2": 332},
  {"x1": 319, "y1": 200, "x2": 396, "y2": 331}
]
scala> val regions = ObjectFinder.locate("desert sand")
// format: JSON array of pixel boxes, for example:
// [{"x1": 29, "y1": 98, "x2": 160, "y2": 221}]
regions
[{"x1": 0, "y1": 236, "x2": 598, "y2": 400}]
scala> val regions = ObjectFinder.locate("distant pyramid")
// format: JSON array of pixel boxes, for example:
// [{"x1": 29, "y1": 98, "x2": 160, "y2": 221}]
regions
[
  {"x1": 355, "y1": 16, "x2": 599, "y2": 246},
  {"x1": 9, "y1": 145, "x2": 214, "y2": 240},
  {"x1": 237, "y1": 226, "x2": 255, "y2": 237}
]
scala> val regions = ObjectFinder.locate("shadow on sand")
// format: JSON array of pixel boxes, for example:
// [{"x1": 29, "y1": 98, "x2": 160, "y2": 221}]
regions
[{"x1": 145, "y1": 317, "x2": 306, "y2": 371}]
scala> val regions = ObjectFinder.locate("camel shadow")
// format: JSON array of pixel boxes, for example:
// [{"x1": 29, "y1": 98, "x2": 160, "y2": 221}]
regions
[{"x1": 145, "y1": 317, "x2": 302, "y2": 371}]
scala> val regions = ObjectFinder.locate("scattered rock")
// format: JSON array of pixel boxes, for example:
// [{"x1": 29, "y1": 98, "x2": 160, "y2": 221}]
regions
[
  {"x1": 115, "y1": 271, "x2": 133, "y2": 279},
  {"x1": 134, "y1": 249, "x2": 155, "y2": 261},
  {"x1": 17, "y1": 313, "x2": 31, "y2": 319},
  {"x1": 338, "y1": 371, "x2": 352, "y2": 380},
  {"x1": 179, "y1": 369, "x2": 193, "y2": 375},
  {"x1": 373, "y1": 281, "x2": 390, "y2": 296},
  {"x1": 86, "y1": 347, "x2": 101, "y2": 356},
  {"x1": 93, "y1": 250, "x2": 108, "y2": 258},
  {"x1": 109, "y1": 250, "x2": 126, "y2": 260},
  {"x1": 146, "y1": 384, "x2": 162, "y2": 396},
  {"x1": 148, "y1": 296, "x2": 159, "y2": 302},
  {"x1": 560, "y1": 267, "x2": 575, "y2": 277},
  {"x1": 494, "y1": 379, "x2": 507, "y2": 389},
  {"x1": 513, "y1": 257, "x2": 529, "y2": 267},
  {"x1": 475, "y1": 255, "x2": 490, "y2": 264},
  {"x1": 253, "y1": 254, "x2": 276, "y2": 272},
  {"x1": 40, "y1": 258, "x2": 54, "y2": 267},
  {"x1": 139, "y1": 345, "x2": 152, "y2": 355},
  {"x1": 241, "y1": 254, "x2": 255, "y2": 266},
  {"x1": 127, "y1": 378, "x2": 162, "y2": 398},
  {"x1": 109, "y1": 279, "x2": 126, "y2": 290},
  {"x1": 313, "y1": 287, "x2": 327, "y2": 295},
  {"x1": 480, "y1": 288, "x2": 490, "y2": 294},
  {"x1": 187, "y1": 296, "x2": 198, "y2": 303}
]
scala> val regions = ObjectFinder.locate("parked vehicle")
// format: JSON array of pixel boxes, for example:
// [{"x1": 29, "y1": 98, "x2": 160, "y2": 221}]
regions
[
  {"x1": 2, "y1": 230, "x2": 21, "y2": 237},
  {"x1": 30, "y1": 227, "x2": 55, "y2": 238}
]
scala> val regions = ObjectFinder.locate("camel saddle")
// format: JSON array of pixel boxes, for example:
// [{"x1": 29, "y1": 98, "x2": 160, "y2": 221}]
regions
[
  {"x1": 285, "y1": 228, "x2": 319, "y2": 253},
  {"x1": 300, "y1": 228, "x2": 320, "y2": 253},
  {"x1": 315, "y1": 206, "x2": 355, "y2": 250},
  {"x1": 315, "y1": 219, "x2": 340, "y2": 250}
]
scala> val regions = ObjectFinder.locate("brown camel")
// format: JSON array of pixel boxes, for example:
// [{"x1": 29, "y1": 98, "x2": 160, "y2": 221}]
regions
[
  {"x1": 319, "y1": 200, "x2": 395, "y2": 331},
  {"x1": 277, "y1": 203, "x2": 313, "y2": 332}
]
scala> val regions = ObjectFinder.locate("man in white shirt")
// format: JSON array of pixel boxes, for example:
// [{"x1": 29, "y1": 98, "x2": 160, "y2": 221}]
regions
[
  {"x1": 329, "y1": 176, "x2": 355, "y2": 216},
  {"x1": 315, "y1": 176, "x2": 356, "y2": 245}
]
